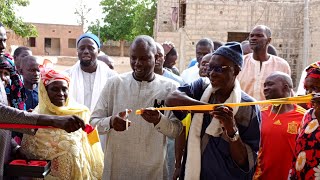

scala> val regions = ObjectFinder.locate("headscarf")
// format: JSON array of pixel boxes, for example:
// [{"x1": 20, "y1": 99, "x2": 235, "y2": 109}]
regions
[
  {"x1": 305, "y1": 61, "x2": 320, "y2": 79},
  {"x1": 0, "y1": 55, "x2": 25, "y2": 110},
  {"x1": 24, "y1": 67, "x2": 104, "y2": 179},
  {"x1": 38, "y1": 67, "x2": 74, "y2": 115},
  {"x1": 40, "y1": 67, "x2": 70, "y2": 87}
]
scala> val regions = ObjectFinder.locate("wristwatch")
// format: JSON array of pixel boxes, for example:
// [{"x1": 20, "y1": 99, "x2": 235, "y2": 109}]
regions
[{"x1": 226, "y1": 128, "x2": 240, "y2": 142}]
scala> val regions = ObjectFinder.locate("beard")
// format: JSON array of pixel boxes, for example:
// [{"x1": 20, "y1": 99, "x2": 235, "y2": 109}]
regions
[{"x1": 80, "y1": 60, "x2": 93, "y2": 67}]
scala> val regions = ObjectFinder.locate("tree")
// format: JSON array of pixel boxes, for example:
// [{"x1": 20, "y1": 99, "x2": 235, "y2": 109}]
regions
[
  {"x1": 132, "y1": 1, "x2": 156, "y2": 38},
  {"x1": 88, "y1": 0, "x2": 156, "y2": 56},
  {"x1": 0, "y1": 0, "x2": 37, "y2": 37},
  {"x1": 74, "y1": 0, "x2": 92, "y2": 31}
]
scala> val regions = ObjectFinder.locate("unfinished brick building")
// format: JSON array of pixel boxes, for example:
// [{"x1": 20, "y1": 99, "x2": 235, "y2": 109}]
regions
[{"x1": 155, "y1": 0, "x2": 320, "y2": 86}]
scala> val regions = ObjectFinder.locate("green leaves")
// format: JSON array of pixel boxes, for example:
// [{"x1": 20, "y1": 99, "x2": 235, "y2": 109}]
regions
[
  {"x1": 0, "y1": 0, "x2": 37, "y2": 37},
  {"x1": 89, "y1": 0, "x2": 156, "y2": 42}
]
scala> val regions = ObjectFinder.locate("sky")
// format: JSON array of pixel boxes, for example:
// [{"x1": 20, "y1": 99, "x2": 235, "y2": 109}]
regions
[{"x1": 16, "y1": 0, "x2": 103, "y2": 26}]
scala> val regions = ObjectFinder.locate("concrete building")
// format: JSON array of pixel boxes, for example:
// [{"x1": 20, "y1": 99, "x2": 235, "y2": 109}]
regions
[
  {"x1": 155, "y1": 0, "x2": 320, "y2": 86},
  {"x1": 7, "y1": 23, "x2": 83, "y2": 57}
]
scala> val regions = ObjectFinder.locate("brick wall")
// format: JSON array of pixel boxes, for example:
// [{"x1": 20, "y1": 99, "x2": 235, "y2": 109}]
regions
[
  {"x1": 155, "y1": 0, "x2": 317, "y2": 87},
  {"x1": 7, "y1": 23, "x2": 83, "y2": 57},
  {"x1": 29, "y1": 23, "x2": 83, "y2": 56}
]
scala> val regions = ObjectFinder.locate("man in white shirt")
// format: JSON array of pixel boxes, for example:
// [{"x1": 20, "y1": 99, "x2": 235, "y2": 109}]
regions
[
  {"x1": 65, "y1": 33, "x2": 116, "y2": 150},
  {"x1": 181, "y1": 38, "x2": 214, "y2": 84},
  {"x1": 238, "y1": 25, "x2": 291, "y2": 101},
  {"x1": 90, "y1": 35, "x2": 182, "y2": 180}
]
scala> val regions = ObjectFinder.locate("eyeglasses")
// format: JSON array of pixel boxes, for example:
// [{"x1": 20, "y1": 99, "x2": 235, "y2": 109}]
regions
[{"x1": 207, "y1": 65, "x2": 233, "y2": 74}]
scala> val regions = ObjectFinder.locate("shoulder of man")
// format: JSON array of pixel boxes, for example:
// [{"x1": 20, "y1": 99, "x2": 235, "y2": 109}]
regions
[
  {"x1": 156, "y1": 74, "x2": 180, "y2": 88},
  {"x1": 96, "y1": 60, "x2": 117, "y2": 76},
  {"x1": 295, "y1": 104, "x2": 307, "y2": 115},
  {"x1": 181, "y1": 65, "x2": 195, "y2": 77},
  {"x1": 240, "y1": 53, "x2": 253, "y2": 68},
  {"x1": 163, "y1": 69, "x2": 184, "y2": 85},
  {"x1": 269, "y1": 54, "x2": 290, "y2": 64},
  {"x1": 240, "y1": 90, "x2": 257, "y2": 103},
  {"x1": 64, "y1": 61, "x2": 80, "y2": 76},
  {"x1": 260, "y1": 105, "x2": 270, "y2": 112}
]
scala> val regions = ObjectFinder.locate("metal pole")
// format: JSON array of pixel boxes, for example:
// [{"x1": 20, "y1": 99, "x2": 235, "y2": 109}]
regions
[
  {"x1": 97, "y1": 20, "x2": 100, "y2": 39},
  {"x1": 303, "y1": 0, "x2": 310, "y2": 68}
]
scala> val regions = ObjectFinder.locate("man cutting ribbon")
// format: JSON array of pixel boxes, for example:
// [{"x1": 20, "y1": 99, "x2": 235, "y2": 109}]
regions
[{"x1": 166, "y1": 42, "x2": 261, "y2": 180}]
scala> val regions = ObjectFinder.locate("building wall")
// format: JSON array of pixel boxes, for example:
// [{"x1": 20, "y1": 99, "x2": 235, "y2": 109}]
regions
[
  {"x1": 28, "y1": 23, "x2": 83, "y2": 56},
  {"x1": 5, "y1": 29, "x2": 28, "y2": 55},
  {"x1": 309, "y1": 0, "x2": 320, "y2": 66},
  {"x1": 155, "y1": 0, "x2": 319, "y2": 86},
  {"x1": 7, "y1": 23, "x2": 83, "y2": 56}
]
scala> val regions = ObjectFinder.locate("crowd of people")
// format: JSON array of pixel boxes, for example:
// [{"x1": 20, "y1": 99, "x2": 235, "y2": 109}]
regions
[{"x1": 0, "y1": 21, "x2": 320, "y2": 180}]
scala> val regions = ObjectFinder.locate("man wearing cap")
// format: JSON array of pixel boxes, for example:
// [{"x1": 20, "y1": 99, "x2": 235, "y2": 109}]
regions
[
  {"x1": 65, "y1": 33, "x2": 116, "y2": 150},
  {"x1": 238, "y1": 25, "x2": 291, "y2": 101},
  {"x1": 180, "y1": 38, "x2": 214, "y2": 84},
  {"x1": 166, "y1": 42, "x2": 261, "y2": 179}
]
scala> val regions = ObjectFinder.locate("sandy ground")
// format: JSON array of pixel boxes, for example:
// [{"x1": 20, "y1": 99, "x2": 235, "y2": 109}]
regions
[{"x1": 53, "y1": 56, "x2": 132, "y2": 73}]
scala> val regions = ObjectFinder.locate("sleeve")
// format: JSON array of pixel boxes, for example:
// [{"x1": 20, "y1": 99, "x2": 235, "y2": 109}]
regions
[
  {"x1": 154, "y1": 110, "x2": 183, "y2": 138},
  {"x1": 90, "y1": 83, "x2": 112, "y2": 134},
  {"x1": 296, "y1": 69, "x2": 307, "y2": 96},
  {"x1": 279, "y1": 57, "x2": 291, "y2": 76},
  {"x1": 253, "y1": 148, "x2": 263, "y2": 179},
  {"x1": 0, "y1": 104, "x2": 39, "y2": 134},
  {"x1": 0, "y1": 104, "x2": 39, "y2": 124},
  {"x1": 172, "y1": 78, "x2": 206, "y2": 120},
  {"x1": 235, "y1": 104, "x2": 261, "y2": 173}
]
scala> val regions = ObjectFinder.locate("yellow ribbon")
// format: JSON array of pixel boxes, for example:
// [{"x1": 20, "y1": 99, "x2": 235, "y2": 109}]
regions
[
  {"x1": 180, "y1": 113, "x2": 191, "y2": 139},
  {"x1": 87, "y1": 129, "x2": 100, "y2": 145},
  {"x1": 136, "y1": 94, "x2": 312, "y2": 114},
  {"x1": 136, "y1": 94, "x2": 312, "y2": 139}
]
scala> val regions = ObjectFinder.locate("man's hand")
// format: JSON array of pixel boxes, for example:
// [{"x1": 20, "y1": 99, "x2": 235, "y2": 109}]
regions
[
  {"x1": 110, "y1": 110, "x2": 132, "y2": 131},
  {"x1": 140, "y1": 108, "x2": 161, "y2": 126},
  {"x1": 210, "y1": 105, "x2": 236, "y2": 133},
  {"x1": 52, "y1": 115, "x2": 85, "y2": 133}
]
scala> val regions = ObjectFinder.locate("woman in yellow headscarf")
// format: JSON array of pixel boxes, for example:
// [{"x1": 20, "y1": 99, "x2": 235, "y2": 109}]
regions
[{"x1": 21, "y1": 67, "x2": 104, "y2": 180}]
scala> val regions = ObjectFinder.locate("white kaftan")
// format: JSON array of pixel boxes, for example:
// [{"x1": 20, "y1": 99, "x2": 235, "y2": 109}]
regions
[{"x1": 90, "y1": 72, "x2": 183, "y2": 180}]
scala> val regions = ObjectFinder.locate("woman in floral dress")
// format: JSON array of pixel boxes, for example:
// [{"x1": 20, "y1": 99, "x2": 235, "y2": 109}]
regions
[{"x1": 289, "y1": 62, "x2": 320, "y2": 179}]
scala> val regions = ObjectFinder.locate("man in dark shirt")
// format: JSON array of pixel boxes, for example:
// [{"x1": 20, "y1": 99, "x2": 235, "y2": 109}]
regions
[
  {"x1": 166, "y1": 42, "x2": 261, "y2": 180},
  {"x1": 20, "y1": 56, "x2": 39, "y2": 111}
]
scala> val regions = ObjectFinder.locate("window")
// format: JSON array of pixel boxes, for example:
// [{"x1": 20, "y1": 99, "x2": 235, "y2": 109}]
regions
[
  {"x1": 227, "y1": 32, "x2": 250, "y2": 42},
  {"x1": 68, "y1": 38, "x2": 76, "y2": 48},
  {"x1": 179, "y1": 0, "x2": 186, "y2": 28},
  {"x1": 28, "y1": 37, "x2": 36, "y2": 47},
  {"x1": 45, "y1": 38, "x2": 52, "y2": 48}
]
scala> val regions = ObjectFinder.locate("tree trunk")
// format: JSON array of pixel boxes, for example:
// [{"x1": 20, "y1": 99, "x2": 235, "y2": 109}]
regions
[{"x1": 120, "y1": 40, "x2": 125, "y2": 57}]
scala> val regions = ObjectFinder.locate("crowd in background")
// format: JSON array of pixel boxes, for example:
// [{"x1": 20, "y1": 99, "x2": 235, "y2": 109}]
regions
[{"x1": 0, "y1": 22, "x2": 320, "y2": 180}]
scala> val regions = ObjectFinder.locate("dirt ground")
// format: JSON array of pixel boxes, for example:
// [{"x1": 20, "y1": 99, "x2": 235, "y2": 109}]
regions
[{"x1": 52, "y1": 56, "x2": 132, "y2": 73}]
